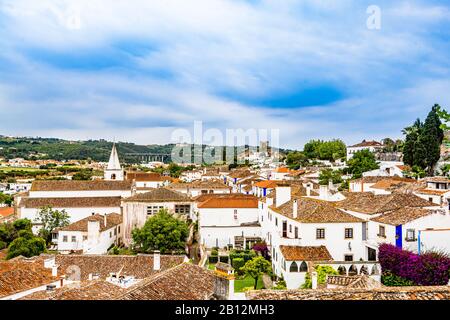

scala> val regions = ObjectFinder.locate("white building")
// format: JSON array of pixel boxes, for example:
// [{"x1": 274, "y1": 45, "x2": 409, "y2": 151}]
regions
[
  {"x1": 363, "y1": 162, "x2": 409, "y2": 178},
  {"x1": 168, "y1": 180, "x2": 231, "y2": 197},
  {"x1": 125, "y1": 172, "x2": 171, "y2": 193},
  {"x1": 346, "y1": 140, "x2": 383, "y2": 160},
  {"x1": 369, "y1": 207, "x2": 450, "y2": 253},
  {"x1": 54, "y1": 213, "x2": 123, "y2": 254},
  {"x1": 198, "y1": 194, "x2": 261, "y2": 249},
  {"x1": 121, "y1": 188, "x2": 194, "y2": 246},
  {"x1": 414, "y1": 176, "x2": 450, "y2": 206},
  {"x1": 104, "y1": 143, "x2": 124, "y2": 181}
]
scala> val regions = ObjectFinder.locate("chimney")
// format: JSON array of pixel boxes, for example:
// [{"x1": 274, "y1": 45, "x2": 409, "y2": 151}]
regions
[
  {"x1": 51, "y1": 265, "x2": 58, "y2": 277},
  {"x1": 319, "y1": 185, "x2": 329, "y2": 200},
  {"x1": 292, "y1": 199, "x2": 298, "y2": 219},
  {"x1": 275, "y1": 185, "x2": 291, "y2": 207},
  {"x1": 104, "y1": 214, "x2": 107, "y2": 228},
  {"x1": 88, "y1": 220, "x2": 100, "y2": 242},
  {"x1": 328, "y1": 179, "x2": 334, "y2": 191},
  {"x1": 153, "y1": 250, "x2": 161, "y2": 271},
  {"x1": 311, "y1": 271, "x2": 318, "y2": 289},
  {"x1": 88, "y1": 273, "x2": 93, "y2": 281},
  {"x1": 306, "y1": 185, "x2": 311, "y2": 197}
]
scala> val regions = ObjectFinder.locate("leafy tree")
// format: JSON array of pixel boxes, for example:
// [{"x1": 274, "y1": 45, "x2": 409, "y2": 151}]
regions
[
  {"x1": 7, "y1": 236, "x2": 46, "y2": 260},
  {"x1": 132, "y1": 209, "x2": 189, "y2": 254},
  {"x1": 13, "y1": 218, "x2": 32, "y2": 232},
  {"x1": 285, "y1": 151, "x2": 308, "y2": 169},
  {"x1": 303, "y1": 140, "x2": 322, "y2": 159},
  {"x1": 303, "y1": 139, "x2": 346, "y2": 161},
  {"x1": 0, "y1": 193, "x2": 13, "y2": 206},
  {"x1": 302, "y1": 265, "x2": 339, "y2": 289},
  {"x1": 346, "y1": 149, "x2": 379, "y2": 179},
  {"x1": 72, "y1": 169, "x2": 94, "y2": 180},
  {"x1": 242, "y1": 256, "x2": 272, "y2": 289},
  {"x1": 35, "y1": 206, "x2": 70, "y2": 244},
  {"x1": 318, "y1": 168, "x2": 343, "y2": 185}
]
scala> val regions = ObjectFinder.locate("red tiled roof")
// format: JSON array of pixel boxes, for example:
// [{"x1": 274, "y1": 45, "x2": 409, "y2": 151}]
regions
[
  {"x1": 254, "y1": 180, "x2": 284, "y2": 189},
  {"x1": 0, "y1": 207, "x2": 14, "y2": 218},
  {"x1": 198, "y1": 195, "x2": 258, "y2": 208},
  {"x1": 280, "y1": 246, "x2": 332, "y2": 261}
]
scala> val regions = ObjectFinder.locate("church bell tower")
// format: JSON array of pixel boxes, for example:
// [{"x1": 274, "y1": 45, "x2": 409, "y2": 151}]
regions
[{"x1": 104, "y1": 143, "x2": 124, "y2": 181}]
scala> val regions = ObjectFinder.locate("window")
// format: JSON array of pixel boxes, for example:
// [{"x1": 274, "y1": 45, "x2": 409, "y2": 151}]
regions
[
  {"x1": 275, "y1": 218, "x2": 278, "y2": 226},
  {"x1": 344, "y1": 254, "x2": 353, "y2": 262},
  {"x1": 378, "y1": 225, "x2": 386, "y2": 238},
  {"x1": 147, "y1": 205, "x2": 164, "y2": 215},
  {"x1": 175, "y1": 204, "x2": 191, "y2": 214},
  {"x1": 294, "y1": 227, "x2": 298, "y2": 239},
  {"x1": 234, "y1": 209, "x2": 238, "y2": 220},
  {"x1": 71, "y1": 236, "x2": 76, "y2": 242},
  {"x1": 299, "y1": 261, "x2": 308, "y2": 272},
  {"x1": 114, "y1": 228, "x2": 117, "y2": 236},
  {"x1": 289, "y1": 224, "x2": 292, "y2": 233},
  {"x1": 289, "y1": 261, "x2": 298, "y2": 272},
  {"x1": 63, "y1": 235, "x2": 68, "y2": 242},
  {"x1": 345, "y1": 228, "x2": 353, "y2": 239},
  {"x1": 316, "y1": 228, "x2": 325, "y2": 239},
  {"x1": 201, "y1": 190, "x2": 208, "y2": 194},
  {"x1": 110, "y1": 232, "x2": 112, "y2": 238},
  {"x1": 118, "y1": 226, "x2": 121, "y2": 233},
  {"x1": 406, "y1": 229, "x2": 416, "y2": 241},
  {"x1": 428, "y1": 197, "x2": 433, "y2": 203}
]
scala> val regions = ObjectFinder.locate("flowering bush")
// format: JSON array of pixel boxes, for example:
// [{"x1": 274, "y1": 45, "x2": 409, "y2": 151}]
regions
[{"x1": 379, "y1": 244, "x2": 450, "y2": 286}]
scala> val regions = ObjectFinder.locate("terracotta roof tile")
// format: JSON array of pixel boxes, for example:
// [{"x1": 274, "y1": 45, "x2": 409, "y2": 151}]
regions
[
  {"x1": 0, "y1": 207, "x2": 14, "y2": 218},
  {"x1": 0, "y1": 259, "x2": 57, "y2": 298},
  {"x1": 272, "y1": 198, "x2": 363, "y2": 223},
  {"x1": 280, "y1": 246, "x2": 332, "y2": 261},
  {"x1": 31, "y1": 180, "x2": 133, "y2": 191},
  {"x1": 58, "y1": 213, "x2": 122, "y2": 232},
  {"x1": 20, "y1": 197, "x2": 122, "y2": 208},
  {"x1": 198, "y1": 195, "x2": 258, "y2": 208},
  {"x1": 40, "y1": 254, "x2": 185, "y2": 281},
  {"x1": 118, "y1": 263, "x2": 216, "y2": 300},
  {"x1": 337, "y1": 193, "x2": 438, "y2": 215},
  {"x1": 124, "y1": 188, "x2": 191, "y2": 202},
  {"x1": 246, "y1": 286, "x2": 450, "y2": 300},
  {"x1": 371, "y1": 207, "x2": 440, "y2": 226},
  {"x1": 125, "y1": 172, "x2": 163, "y2": 182}
]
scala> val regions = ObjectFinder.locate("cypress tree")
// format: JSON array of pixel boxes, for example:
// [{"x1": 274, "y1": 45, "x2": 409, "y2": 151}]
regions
[{"x1": 420, "y1": 105, "x2": 444, "y2": 175}]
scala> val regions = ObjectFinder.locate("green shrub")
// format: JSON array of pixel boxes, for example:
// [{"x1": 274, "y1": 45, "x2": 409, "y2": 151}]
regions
[
  {"x1": 0, "y1": 241, "x2": 6, "y2": 250},
  {"x1": 219, "y1": 255, "x2": 229, "y2": 263},
  {"x1": 302, "y1": 265, "x2": 339, "y2": 289},
  {"x1": 211, "y1": 248, "x2": 219, "y2": 256},
  {"x1": 209, "y1": 255, "x2": 218, "y2": 264},
  {"x1": 232, "y1": 257, "x2": 245, "y2": 275},
  {"x1": 381, "y1": 271, "x2": 415, "y2": 287}
]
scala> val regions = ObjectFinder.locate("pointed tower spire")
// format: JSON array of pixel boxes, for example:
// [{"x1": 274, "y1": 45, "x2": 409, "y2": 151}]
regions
[
  {"x1": 104, "y1": 143, "x2": 124, "y2": 181},
  {"x1": 107, "y1": 143, "x2": 121, "y2": 170}
]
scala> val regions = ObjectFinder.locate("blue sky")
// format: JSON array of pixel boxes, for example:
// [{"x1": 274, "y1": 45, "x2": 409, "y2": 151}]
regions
[{"x1": 0, "y1": 0, "x2": 450, "y2": 149}]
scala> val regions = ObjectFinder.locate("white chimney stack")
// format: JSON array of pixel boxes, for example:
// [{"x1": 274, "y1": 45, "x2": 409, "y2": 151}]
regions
[
  {"x1": 312, "y1": 271, "x2": 318, "y2": 289},
  {"x1": 104, "y1": 214, "x2": 107, "y2": 228},
  {"x1": 275, "y1": 185, "x2": 291, "y2": 207},
  {"x1": 153, "y1": 250, "x2": 161, "y2": 271},
  {"x1": 319, "y1": 185, "x2": 329, "y2": 200},
  {"x1": 293, "y1": 199, "x2": 298, "y2": 219},
  {"x1": 306, "y1": 185, "x2": 311, "y2": 197},
  {"x1": 51, "y1": 265, "x2": 58, "y2": 277}
]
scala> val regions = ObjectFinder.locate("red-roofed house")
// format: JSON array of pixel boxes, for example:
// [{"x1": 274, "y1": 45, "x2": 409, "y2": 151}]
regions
[{"x1": 197, "y1": 195, "x2": 261, "y2": 249}]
